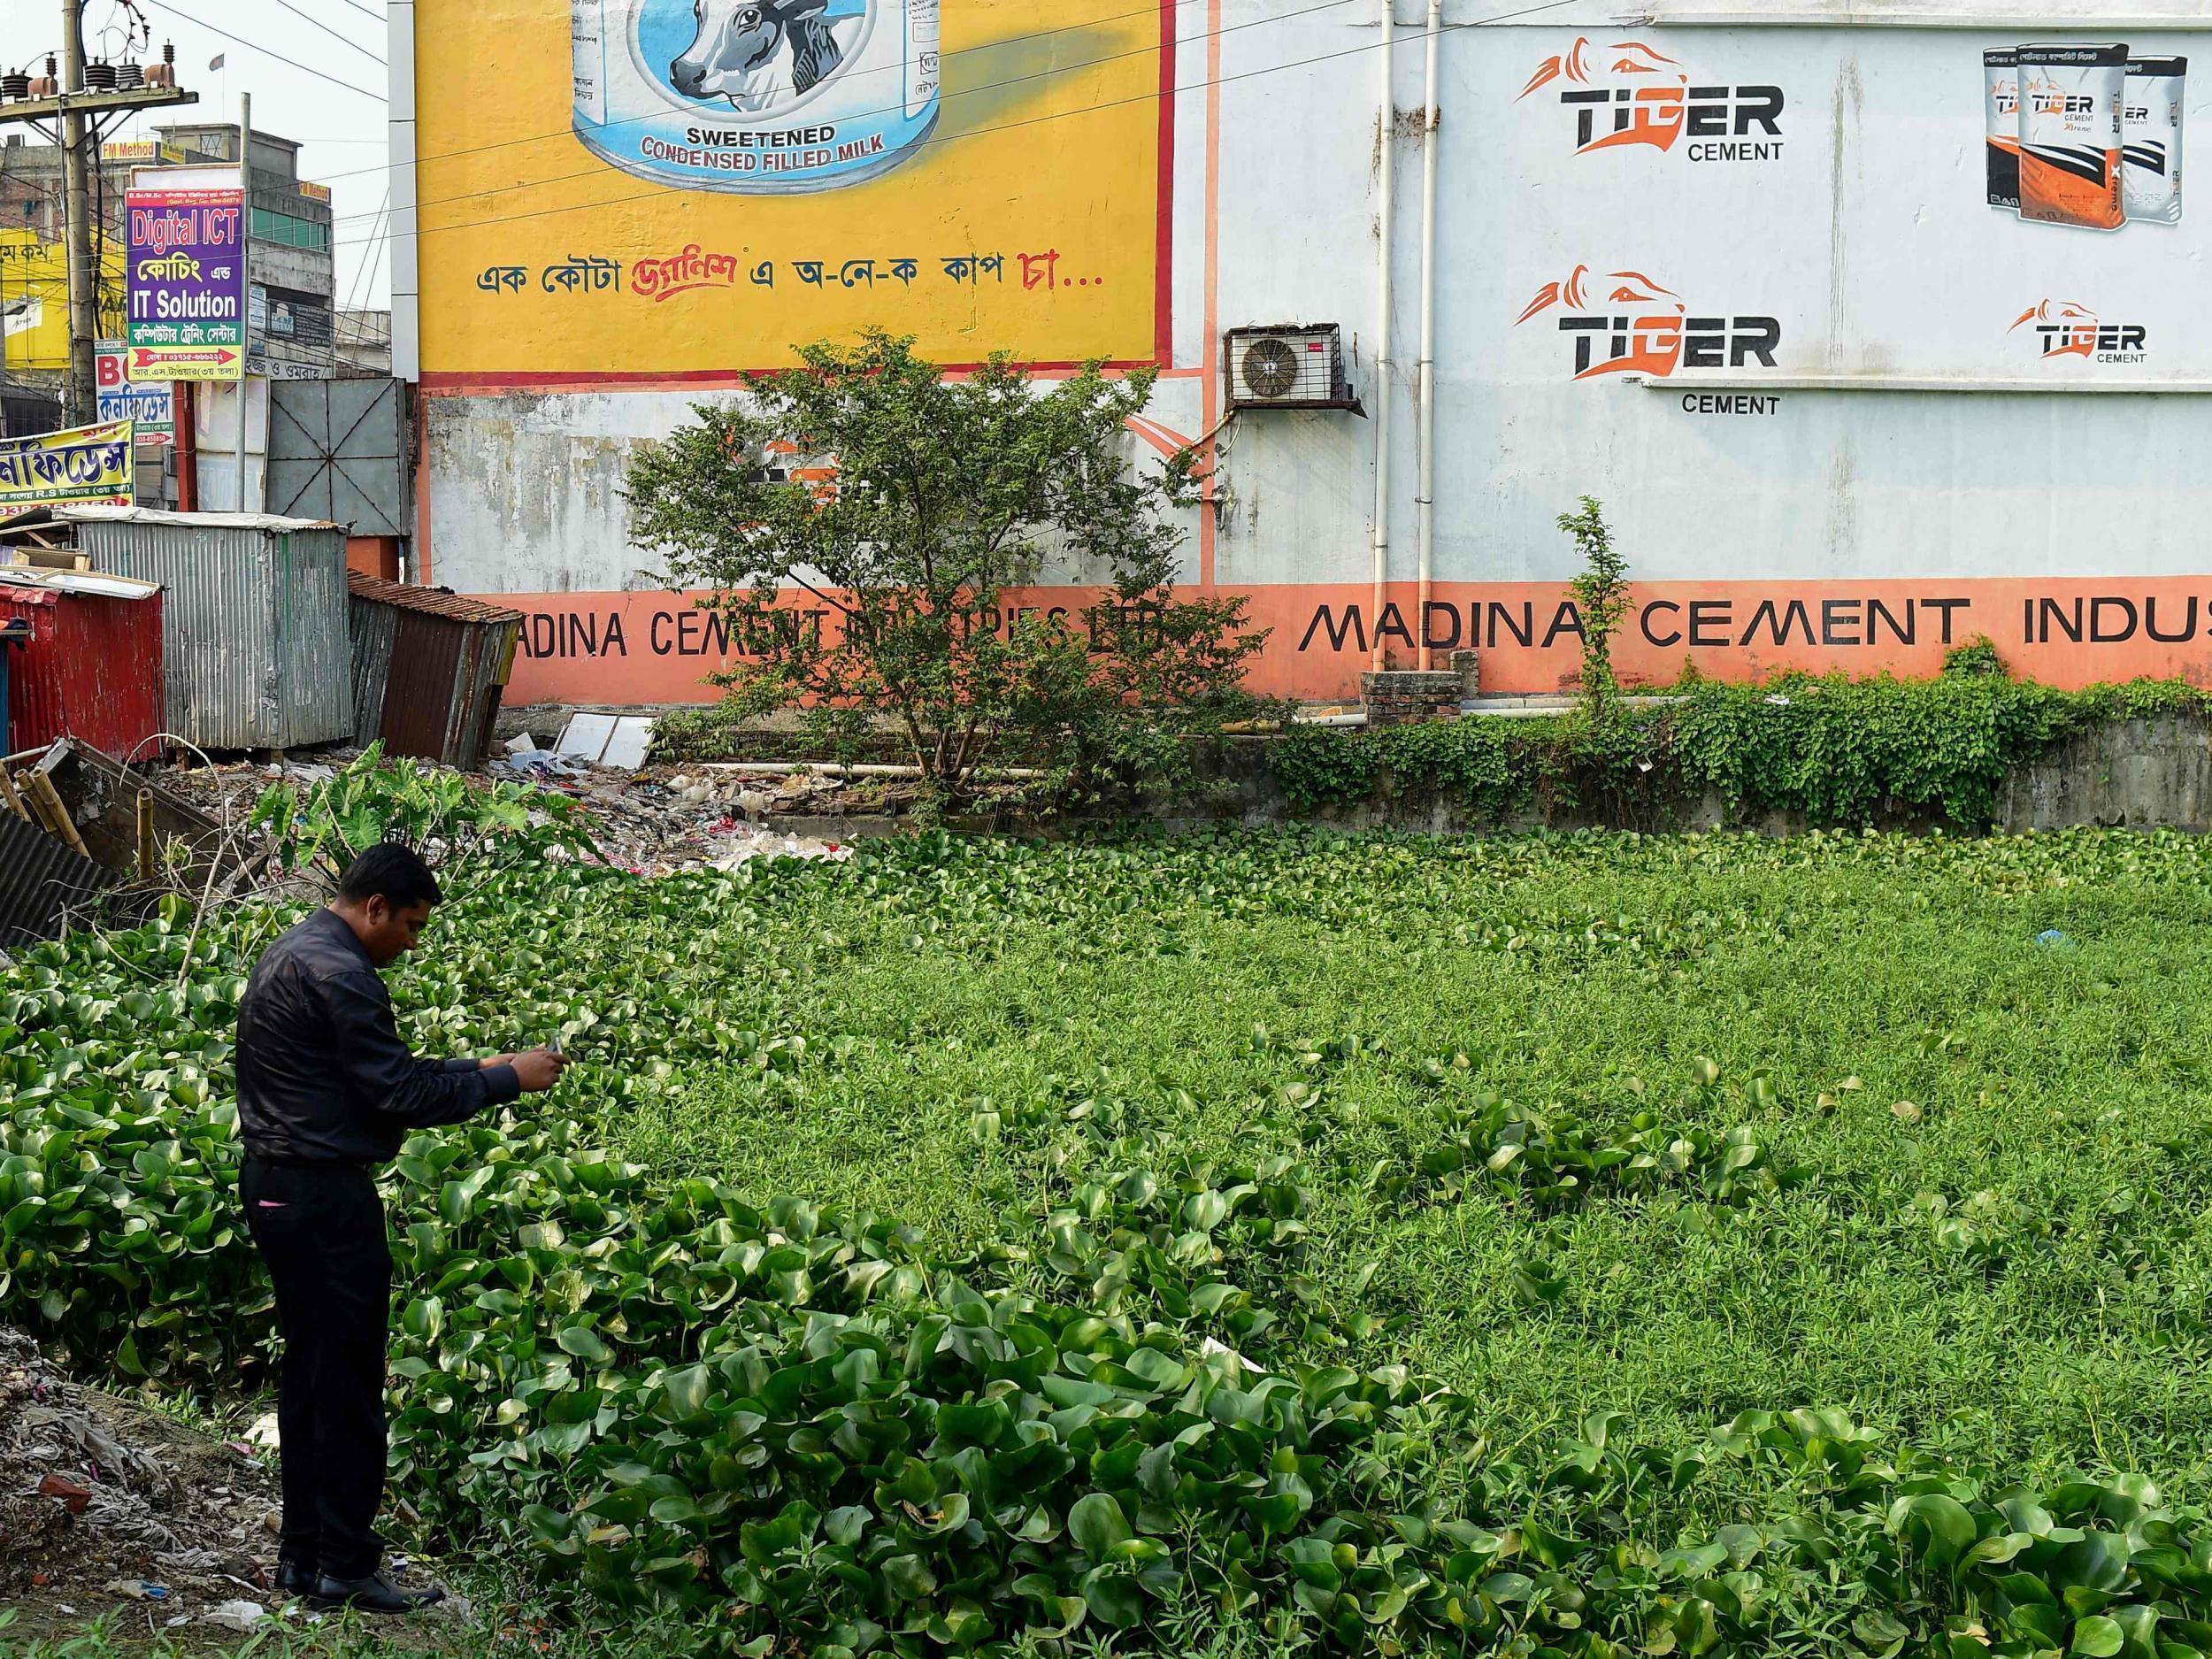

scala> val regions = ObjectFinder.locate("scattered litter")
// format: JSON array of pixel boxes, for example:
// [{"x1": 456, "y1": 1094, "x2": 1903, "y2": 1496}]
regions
[
  {"x1": 0, "y1": 1325, "x2": 283, "y2": 1615},
  {"x1": 37, "y1": 1473, "x2": 92, "y2": 1515},
  {"x1": 204, "y1": 1600, "x2": 267, "y2": 1630},
  {"x1": 159, "y1": 738, "x2": 862, "y2": 880},
  {"x1": 242, "y1": 1412, "x2": 280, "y2": 1450},
  {"x1": 2036, "y1": 929, "x2": 2078, "y2": 953},
  {"x1": 503, "y1": 731, "x2": 539, "y2": 756},
  {"x1": 495, "y1": 749, "x2": 585, "y2": 779},
  {"x1": 167, "y1": 1615, "x2": 191, "y2": 1628}
]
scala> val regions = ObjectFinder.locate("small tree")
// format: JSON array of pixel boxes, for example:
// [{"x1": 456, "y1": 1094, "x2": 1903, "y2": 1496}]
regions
[
  {"x1": 624, "y1": 331, "x2": 1265, "y2": 804},
  {"x1": 1559, "y1": 495, "x2": 1632, "y2": 719}
]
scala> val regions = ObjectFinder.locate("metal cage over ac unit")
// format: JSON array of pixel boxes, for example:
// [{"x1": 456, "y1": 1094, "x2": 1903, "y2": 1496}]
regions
[{"x1": 1223, "y1": 324, "x2": 1363, "y2": 413}]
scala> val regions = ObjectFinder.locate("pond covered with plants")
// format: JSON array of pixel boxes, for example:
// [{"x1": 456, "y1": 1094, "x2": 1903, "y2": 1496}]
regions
[{"x1": 9, "y1": 785, "x2": 2212, "y2": 1659}]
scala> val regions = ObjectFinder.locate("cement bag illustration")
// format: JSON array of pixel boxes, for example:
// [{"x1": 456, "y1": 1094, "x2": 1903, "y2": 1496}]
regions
[
  {"x1": 2018, "y1": 42, "x2": 2127, "y2": 230},
  {"x1": 1985, "y1": 49, "x2": 2021, "y2": 210},
  {"x1": 2124, "y1": 56, "x2": 2187, "y2": 225}
]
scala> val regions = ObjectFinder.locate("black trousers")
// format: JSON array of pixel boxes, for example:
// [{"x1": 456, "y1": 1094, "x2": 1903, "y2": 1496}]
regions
[{"x1": 240, "y1": 1157, "x2": 392, "y2": 1581}]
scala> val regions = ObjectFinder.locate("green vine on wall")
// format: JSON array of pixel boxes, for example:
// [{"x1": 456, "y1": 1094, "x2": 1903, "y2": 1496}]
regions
[{"x1": 1275, "y1": 645, "x2": 2212, "y2": 828}]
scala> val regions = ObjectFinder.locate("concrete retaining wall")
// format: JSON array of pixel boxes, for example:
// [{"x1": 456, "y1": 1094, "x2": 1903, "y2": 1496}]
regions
[{"x1": 757, "y1": 718, "x2": 2212, "y2": 839}]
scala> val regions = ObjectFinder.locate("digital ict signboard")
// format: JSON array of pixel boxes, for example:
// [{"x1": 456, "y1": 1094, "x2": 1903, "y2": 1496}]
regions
[{"x1": 125, "y1": 184, "x2": 247, "y2": 382}]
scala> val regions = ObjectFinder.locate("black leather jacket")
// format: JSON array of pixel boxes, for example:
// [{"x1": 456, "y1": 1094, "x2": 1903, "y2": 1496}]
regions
[{"x1": 235, "y1": 908, "x2": 521, "y2": 1165}]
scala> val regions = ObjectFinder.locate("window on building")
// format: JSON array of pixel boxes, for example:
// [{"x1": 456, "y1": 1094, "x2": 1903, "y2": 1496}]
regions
[{"x1": 250, "y1": 207, "x2": 330, "y2": 252}]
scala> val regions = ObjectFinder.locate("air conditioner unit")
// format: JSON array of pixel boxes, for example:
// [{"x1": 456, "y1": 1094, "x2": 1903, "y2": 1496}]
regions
[{"x1": 1223, "y1": 324, "x2": 1362, "y2": 413}]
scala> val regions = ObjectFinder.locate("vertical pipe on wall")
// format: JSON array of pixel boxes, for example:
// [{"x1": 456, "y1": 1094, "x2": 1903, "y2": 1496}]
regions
[
  {"x1": 1369, "y1": 0, "x2": 1396, "y2": 672},
  {"x1": 1414, "y1": 0, "x2": 1440, "y2": 671}
]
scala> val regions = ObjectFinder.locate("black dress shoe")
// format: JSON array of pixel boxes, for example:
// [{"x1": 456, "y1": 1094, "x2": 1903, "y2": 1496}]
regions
[
  {"x1": 274, "y1": 1560, "x2": 319, "y2": 1596},
  {"x1": 307, "y1": 1571, "x2": 446, "y2": 1614}
]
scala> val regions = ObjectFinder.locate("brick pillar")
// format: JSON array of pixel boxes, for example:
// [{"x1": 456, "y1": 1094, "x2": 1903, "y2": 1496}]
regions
[{"x1": 1360, "y1": 670, "x2": 1462, "y2": 727}]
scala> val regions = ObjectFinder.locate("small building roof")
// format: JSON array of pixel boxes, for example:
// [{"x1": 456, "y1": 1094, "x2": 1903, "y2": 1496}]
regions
[{"x1": 348, "y1": 570, "x2": 523, "y2": 625}]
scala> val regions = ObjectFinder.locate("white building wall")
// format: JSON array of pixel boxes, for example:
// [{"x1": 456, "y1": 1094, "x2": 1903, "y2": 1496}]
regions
[{"x1": 411, "y1": 0, "x2": 2212, "y2": 702}]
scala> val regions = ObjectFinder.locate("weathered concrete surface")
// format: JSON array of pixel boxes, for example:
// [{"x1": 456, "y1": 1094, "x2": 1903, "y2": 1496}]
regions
[
  {"x1": 1995, "y1": 717, "x2": 2212, "y2": 833},
  {"x1": 759, "y1": 719, "x2": 2212, "y2": 840}
]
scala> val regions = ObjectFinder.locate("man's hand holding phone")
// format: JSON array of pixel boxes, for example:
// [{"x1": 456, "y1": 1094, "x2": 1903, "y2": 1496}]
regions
[{"x1": 487, "y1": 1047, "x2": 568, "y2": 1094}]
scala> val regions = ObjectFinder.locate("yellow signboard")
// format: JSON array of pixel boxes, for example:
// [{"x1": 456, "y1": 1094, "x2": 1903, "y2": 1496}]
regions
[
  {"x1": 0, "y1": 421, "x2": 134, "y2": 519},
  {"x1": 414, "y1": 0, "x2": 1171, "y2": 386},
  {"x1": 0, "y1": 232, "x2": 127, "y2": 373},
  {"x1": 100, "y1": 140, "x2": 188, "y2": 164}
]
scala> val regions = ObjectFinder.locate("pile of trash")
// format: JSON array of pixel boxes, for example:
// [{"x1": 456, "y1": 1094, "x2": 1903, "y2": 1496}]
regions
[
  {"x1": 506, "y1": 764, "x2": 858, "y2": 876},
  {"x1": 0, "y1": 1325, "x2": 280, "y2": 1632},
  {"x1": 150, "y1": 750, "x2": 857, "y2": 881},
  {"x1": 0, "y1": 1327, "x2": 472, "y2": 1641}
]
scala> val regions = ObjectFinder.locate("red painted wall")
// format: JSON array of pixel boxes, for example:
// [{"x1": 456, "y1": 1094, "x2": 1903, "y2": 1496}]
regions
[
  {"x1": 487, "y1": 575, "x2": 2212, "y2": 708},
  {"x1": 0, "y1": 588, "x2": 166, "y2": 759}
]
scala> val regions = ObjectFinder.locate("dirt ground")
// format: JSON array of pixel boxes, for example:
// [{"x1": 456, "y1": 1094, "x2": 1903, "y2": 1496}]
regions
[{"x1": 0, "y1": 1328, "x2": 465, "y2": 1653}]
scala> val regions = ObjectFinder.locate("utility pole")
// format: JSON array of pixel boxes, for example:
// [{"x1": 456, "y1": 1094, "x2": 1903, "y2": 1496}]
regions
[
  {"x1": 0, "y1": 10, "x2": 196, "y2": 424},
  {"x1": 234, "y1": 90, "x2": 251, "y2": 510},
  {"x1": 59, "y1": 0, "x2": 95, "y2": 425}
]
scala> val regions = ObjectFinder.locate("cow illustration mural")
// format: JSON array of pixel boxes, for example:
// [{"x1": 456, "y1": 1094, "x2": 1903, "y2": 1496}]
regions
[{"x1": 669, "y1": 0, "x2": 867, "y2": 113}]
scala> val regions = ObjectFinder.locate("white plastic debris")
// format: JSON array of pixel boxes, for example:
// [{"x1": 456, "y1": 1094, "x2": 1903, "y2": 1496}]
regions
[
  {"x1": 204, "y1": 1601, "x2": 267, "y2": 1631},
  {"x1": 243, "y1": 1411, "x2": 280, "y2": 1450},
  {"x1": 503, "y1": 732, "x2": 538, "y2": 756},
  {"x1": 555, "y1": 712, "x2": 656, "y2": 769},
  {"x1": 1200, "y1": 1337, "x2": 1259, "y2": 1372},
  {"x1": 497, "y1": 749, "x2": 584, "y2": 779}
]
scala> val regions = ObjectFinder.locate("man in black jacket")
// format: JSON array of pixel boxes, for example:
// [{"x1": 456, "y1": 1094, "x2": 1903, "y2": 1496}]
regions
[{"x1": 235, "y1": 843, "x2": 566, "y2": 1613}]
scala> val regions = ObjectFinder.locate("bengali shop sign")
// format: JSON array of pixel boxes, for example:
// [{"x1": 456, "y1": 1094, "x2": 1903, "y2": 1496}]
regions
[
  {"x1": 125, "y1": 183, "x2": 246, "y2": 382},
  {"x1": 96, "y1": 341, "x2": 173, "y2": 444},
  {"x1": 0, "y1": 421, "x2": 134, "y2": 519}
]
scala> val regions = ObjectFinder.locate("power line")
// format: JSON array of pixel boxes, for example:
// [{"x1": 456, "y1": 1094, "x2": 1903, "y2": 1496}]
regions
[
  {"x1": 304, "y1": 0, "x2": 1333, "y2": 197},
  {"x1": 141, "y1": 0, "x2": 383, "y2": 100},
  {"x1": 336, "y1": 183, "x2": 388, "y2": 322},
  {"x1": 333, "y1": 0, "x2": 385, "y2": 22},
  {"x1": 367, "y1": 0, "x2": 1581, "y2": 248},
  {"x1": 272, "y1": 0, "x2": 386, "y2": 68}
]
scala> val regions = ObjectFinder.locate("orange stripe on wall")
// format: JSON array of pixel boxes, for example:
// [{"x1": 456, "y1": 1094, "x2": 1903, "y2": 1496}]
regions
[{"x1": 488, "y1": 578, "x2": 2212, "y2": 708}]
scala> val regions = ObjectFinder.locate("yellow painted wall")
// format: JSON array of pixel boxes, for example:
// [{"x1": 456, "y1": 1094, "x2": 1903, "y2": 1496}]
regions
[
  {"x1": 415, "y1": 0, "x2": 1168, "y2": 380},
  {"x1": 0, "y1": 232, "x2": 127, "y2": 373}
]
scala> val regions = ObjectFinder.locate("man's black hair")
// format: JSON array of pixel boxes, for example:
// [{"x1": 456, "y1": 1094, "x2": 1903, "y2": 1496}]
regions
[{"x1": 335, "y1": 843, "x2": 442, "y2": 910}]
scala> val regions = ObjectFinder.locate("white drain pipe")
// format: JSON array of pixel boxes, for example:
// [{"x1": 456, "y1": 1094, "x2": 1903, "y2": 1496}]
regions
[
  {"x1": 1414, "y1": 0, "x2": 1441, "y2": 670},
  {"x1": 1369, "y1": 0, "x2": 1396, "y2": 672}
]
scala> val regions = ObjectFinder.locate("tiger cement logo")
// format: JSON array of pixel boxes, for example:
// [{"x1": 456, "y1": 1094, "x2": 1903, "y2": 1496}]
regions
[
  {"x1": 1517, "y1": 265, "x2": 1781, "y2": 380},
  {"x1": 2009, "y1": 298, "x2": 2150, "y2": 365},
  {"x1": 1518, "y1": 38, "x2": 1785, "y2": 161}
]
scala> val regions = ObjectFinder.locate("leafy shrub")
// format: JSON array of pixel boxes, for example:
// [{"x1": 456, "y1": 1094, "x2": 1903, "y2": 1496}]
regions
[{"x1": 1272, "y1": 672, "x2": 2212, "y2": 829}]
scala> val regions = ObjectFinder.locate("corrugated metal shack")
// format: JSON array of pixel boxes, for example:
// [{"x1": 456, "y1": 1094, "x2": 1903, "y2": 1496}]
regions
[
  {"x1": 0, "y1": 567, "x2": 165, "y2": 758},
  {"x1": 348, "y1": 573, "x2": 523, "y2": 769},
  {"x1": 61, "y1": 507, "x2": 351, "y2": 752},
  {"x1": 0, "y1": 810, "x2": 115, "y2": 947}
]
